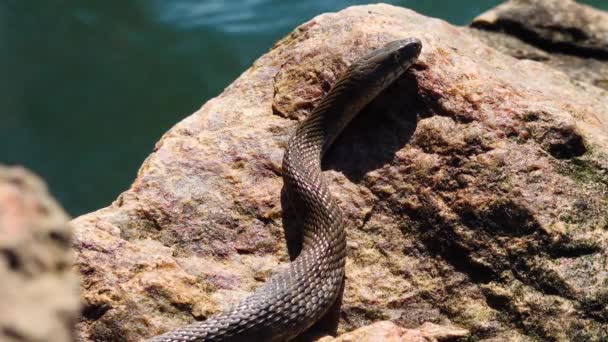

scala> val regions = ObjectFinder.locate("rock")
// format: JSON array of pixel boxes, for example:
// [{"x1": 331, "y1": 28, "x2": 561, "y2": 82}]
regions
[
  {"x1": 470, "y1": 0, "x2": 608, "y2": 90},
  {"x1": 315, "y1": 321, "x2": 468, "y2": 342},
  {"x1": 72, "y1": 3, "x2": 608, "y2": 341},
  {"x1": 417, "y1": 322, "x2": 469, "y2": 341},
  {"x1": 315, "y1": 321, "x2": 422, "y2": 342},
  {"x1": 0, "y1": 166, "x2": 79, "y2": 342},
  {"x1": 471, "y1": 0, "x2": 608, "y2": 56}
]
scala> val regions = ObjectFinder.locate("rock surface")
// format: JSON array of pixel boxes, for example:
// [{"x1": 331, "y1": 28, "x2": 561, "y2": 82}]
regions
[
  {"x1": 0, "y1": 166, "x2": 79, "y2": 342},
  {"x1": 73, "y1": 3, "x2": 608, "y2": 342},
  {"x1": 470, "y1": 0, "x2": 608, "y2": 90}
]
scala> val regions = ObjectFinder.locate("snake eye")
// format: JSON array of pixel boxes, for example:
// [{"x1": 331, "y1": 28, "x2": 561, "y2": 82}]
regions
[{"x1": 393, "y1": 53, "x2": 401, "y2": 63}]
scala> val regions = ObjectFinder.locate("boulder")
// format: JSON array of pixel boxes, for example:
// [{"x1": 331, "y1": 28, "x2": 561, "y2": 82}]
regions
[
  {"x1": 0, "y1": 166, "x2": 79, "y2": 342},
  {"x1": 470, "y1": 0, "x2": 608, "y2": 90},
  {"x1": 73, "y1": 3, "x2": 608, "y2": 341}
]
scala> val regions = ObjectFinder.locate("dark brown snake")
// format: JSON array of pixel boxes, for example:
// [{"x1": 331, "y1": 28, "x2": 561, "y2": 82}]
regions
[{"x1": 148, "y1": 37, "x2": 422, "y2": 342}]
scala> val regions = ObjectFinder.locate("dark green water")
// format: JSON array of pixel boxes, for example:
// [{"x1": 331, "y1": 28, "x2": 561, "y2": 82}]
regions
[{"x1": 1, "y1": 1, "x2": 606, "y2": 216}]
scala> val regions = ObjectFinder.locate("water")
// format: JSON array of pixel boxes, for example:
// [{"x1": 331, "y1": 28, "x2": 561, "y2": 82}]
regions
[{"x1": 1, "y1": 0, "x2": 606, "y2": 216}]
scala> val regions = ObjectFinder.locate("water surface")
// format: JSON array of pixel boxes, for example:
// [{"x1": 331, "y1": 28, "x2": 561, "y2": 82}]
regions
[{"x1": 1, "y1": 0, "x2": 605, "y2": 215}]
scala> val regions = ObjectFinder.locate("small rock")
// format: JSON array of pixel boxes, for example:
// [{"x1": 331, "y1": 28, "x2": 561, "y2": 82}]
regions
[
  {"x1": 0, "y1": 166, "x2": 79, "y2": 342},
  {"x1": 316, "y1": 321, "x2": 468, "y2": 342}
]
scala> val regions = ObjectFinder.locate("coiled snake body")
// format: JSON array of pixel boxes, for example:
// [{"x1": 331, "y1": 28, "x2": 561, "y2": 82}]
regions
[{"x1": 149, "y1": 38, "x2": 422, "y2": 342}]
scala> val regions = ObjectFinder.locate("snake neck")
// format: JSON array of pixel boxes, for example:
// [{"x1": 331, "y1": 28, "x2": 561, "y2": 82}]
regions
[{"x1": 293, "y1": 71, "x2": 377, "y2": 160}]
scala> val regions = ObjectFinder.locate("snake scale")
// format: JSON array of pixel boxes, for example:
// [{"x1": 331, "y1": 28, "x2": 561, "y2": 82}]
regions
[{"x1": 148, "y1": 37, "x2": 422, "y2": 342}]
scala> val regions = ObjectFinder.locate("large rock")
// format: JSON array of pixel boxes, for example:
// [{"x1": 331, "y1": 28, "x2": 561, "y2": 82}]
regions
[
  {"x1": 73, "y1": 3, "x2": 608, "y2": 341},
  {"x1": 0, "y1": 166, "x2": 79, "y2": 342}
]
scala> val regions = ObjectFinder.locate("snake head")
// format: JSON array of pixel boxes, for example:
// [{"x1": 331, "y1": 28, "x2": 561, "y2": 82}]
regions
[
  {"x1": 345, "y1": 37, "x2": 422, "y2": 102},
  {"x1": 365, "y1": 37, "x2": 421, "y2": 87},
  {"x1": 385, "y1": 37, "x2": 422, "y2": 70},
  {"x1": 356, "y1": 37, "x2": 421, "y2": 68}
]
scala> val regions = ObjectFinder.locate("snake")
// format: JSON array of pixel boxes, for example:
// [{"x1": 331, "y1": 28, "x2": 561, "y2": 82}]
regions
[{"x1": 148, "y1": 37, "x2": 422, "y2": 342}]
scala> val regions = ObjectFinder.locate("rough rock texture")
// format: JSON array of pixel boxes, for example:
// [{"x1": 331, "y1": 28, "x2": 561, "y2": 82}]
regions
[
  {"x1": 73, "y1": 3, "x2": 608, "y2": 342},
  {"x1": 0, "y1": 166, "x2": 79, "y2": 342},
  {"x1": 469, "y1": 0, "x2": 608, "y2": 90},
  {"x1": 317, "y1": 321, "x2": 468, "y2": 342}
]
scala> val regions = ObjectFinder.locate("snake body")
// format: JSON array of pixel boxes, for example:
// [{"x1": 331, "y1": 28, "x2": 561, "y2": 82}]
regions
[{"x1": 149, "y1": 38, "x2": 422, "y2": 342}]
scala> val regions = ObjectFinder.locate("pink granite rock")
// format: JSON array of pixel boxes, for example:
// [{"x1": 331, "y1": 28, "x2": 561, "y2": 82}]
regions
[
  {"x1": 316, "y1": 321, "x2": 467, "y2": 342},
  {"x1": 73, "y1": 3, "x2": 608, "y2": 341}
]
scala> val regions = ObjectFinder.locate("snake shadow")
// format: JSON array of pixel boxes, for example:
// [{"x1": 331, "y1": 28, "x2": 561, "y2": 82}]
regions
[{"x1": 280, "y1": 69, "x2": 428, "y2": 340}]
